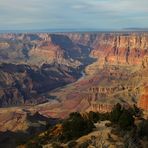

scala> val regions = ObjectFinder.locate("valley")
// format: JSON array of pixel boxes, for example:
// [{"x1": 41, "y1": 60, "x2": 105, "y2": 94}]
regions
[{"x1": 0, "y1": 32, "x2": 148, "y2": 147}]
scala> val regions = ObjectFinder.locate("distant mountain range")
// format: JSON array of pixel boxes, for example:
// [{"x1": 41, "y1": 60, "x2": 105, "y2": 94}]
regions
[
  {"x1": 0, "y1": 28, "x2": 148, "y2": 33},
  {"x1": 123, "y1": 28, "x2": 148, "y2": 31}
]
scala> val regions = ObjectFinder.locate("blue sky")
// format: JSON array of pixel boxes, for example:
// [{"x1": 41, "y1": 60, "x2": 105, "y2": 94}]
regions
[{"x1": 0, "y1": 0, "x2": 148, "y2": 30}]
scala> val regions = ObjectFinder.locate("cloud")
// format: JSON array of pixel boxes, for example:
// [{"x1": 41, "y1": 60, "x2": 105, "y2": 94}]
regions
[{"x1": 0, "y1": 0, "x2": 148, "y2": 30}]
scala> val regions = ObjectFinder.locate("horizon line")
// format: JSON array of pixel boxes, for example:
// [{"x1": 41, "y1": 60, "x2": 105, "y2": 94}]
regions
[{"x1": 0, "y1": 28, "x2": 148, "y2": 34}]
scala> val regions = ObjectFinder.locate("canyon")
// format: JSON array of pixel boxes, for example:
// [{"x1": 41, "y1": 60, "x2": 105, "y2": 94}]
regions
[{"x1": 0, "y1": 32, "x2": 148, "y2": 133}]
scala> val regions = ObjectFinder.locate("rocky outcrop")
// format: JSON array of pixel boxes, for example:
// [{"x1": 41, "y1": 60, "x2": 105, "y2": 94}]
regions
[
  {"x1": 138, "y1": 85, "x2": 148, "y2": 110},
  {"x1": 0, "y1": 33, "x2": 92, "y2": 67},
  {"x1": 94, "y1": 34, "x2": 148, "y2": 66},
  {"x1": 28, "y1": 41, "x2": 63, "y2": 64},
  {"x1": 88, "y1": 103, "x2": 113, "y2": 113},
  {"x1": 66, "y1": 33, "x2": 148, "y2": 66},
  {"x1": 0, "y1": 63, "x2": 81, "y2": 107}
]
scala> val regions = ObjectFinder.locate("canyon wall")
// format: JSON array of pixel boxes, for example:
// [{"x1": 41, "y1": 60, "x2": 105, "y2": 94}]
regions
[
  {"x1": 1, "y1": 33, "x2": 148, "y2": 66},
  {"x1": 61, "y1": 33, "x2": 148, "y2": 112},
  {"x1": 0, "y1": 33, "x2": 148, "y2": 111},
  {"x1": 66, "y1": 33, "x2": 148, "y2": 66},
  {"x1": 138, "y1": 85, "x2": 148, "y2": 111}
]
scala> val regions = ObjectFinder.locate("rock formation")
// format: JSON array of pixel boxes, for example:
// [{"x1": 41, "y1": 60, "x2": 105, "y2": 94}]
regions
[
  {"x1": 0, "y1": 63, "x2": 81, "y2": 107},
  {"x1": 0, "y1": 32, "x2": 148, "y2": 113},
  {"x1": 138, "y1": 85, "x2": 148, "y2": 110}
]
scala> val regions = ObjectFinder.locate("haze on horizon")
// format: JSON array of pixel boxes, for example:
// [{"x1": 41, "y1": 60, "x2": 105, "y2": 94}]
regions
[{"x1": 0, "y1": 0, "x2": 148, "y2": 31}]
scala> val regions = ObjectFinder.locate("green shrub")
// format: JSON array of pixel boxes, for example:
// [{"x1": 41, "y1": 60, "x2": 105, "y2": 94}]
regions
[
  {"x1": 137, "y1": 119, "x2": 148, "y2": 138},
  {"x1": 99, "y1": 112, "x2": 110, "y2": 121},
  {"x1": 61, "y1": 112, "x2": 95, "y2": 142},
  {"x1": 110, "y1": 103, "x2": 122, "y2": 123},
  {"x1": 88, "y1": 111, "x2": 100, "y2": 123},
  {"x1": 118, "y1": 109, "x2": 134, "y2": 130}
]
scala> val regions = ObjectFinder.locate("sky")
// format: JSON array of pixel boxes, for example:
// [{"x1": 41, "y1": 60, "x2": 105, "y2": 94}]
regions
[{"x1": 0, "y1": 0, "x2": 148, "y2": 31}]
